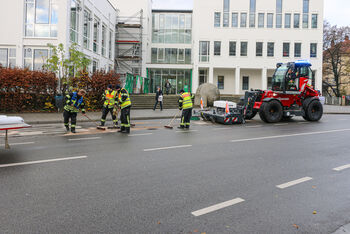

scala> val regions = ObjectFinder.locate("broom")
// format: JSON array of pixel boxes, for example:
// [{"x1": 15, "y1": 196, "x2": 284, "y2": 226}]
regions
[
  {"x1": 83, "y1": 114, "x2": 106, "y2": 130},
  {"x1": 164, "y1": 110, "x2": 181, "y2": 130}
]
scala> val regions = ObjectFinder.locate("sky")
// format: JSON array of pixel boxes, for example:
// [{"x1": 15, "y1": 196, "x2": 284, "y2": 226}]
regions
[{"x1": 152, "y1": 0, "x2": 350, "y2": 27}]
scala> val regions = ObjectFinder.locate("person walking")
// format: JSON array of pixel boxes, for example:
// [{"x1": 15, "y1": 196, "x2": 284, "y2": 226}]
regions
[
  {"x1": 63, "y1": 89, "x2": 86, "y2": 134},
  {"x1": 164, "y1": 80, "x2": 171, "y2": 95},
  {"x1": 100, "y1": 84, "x2": 118, "y2": 128},
  {"x1": 178, "y1": 89, "x2": 194, "y2": 129},
  {"x1": 116, "y1": 85, "x2": 132, "y2": 134},
  {"x1": 153, "y1": 87, "x2": 163, "y2": 111}
]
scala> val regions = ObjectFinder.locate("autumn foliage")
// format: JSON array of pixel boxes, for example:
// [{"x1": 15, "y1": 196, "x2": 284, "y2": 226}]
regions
[{"x1": 0, "y1": 66, "x2": 121, "y2": 113}]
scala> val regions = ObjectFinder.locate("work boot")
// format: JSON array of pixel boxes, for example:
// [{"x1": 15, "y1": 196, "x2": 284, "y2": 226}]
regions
[
  {"x1": 100, "y1": 122, "x2": 105, "y2": 127},
  {"x1": 178, "y1": 126, "x2": 184, "y2": 129},
  {"x1": 125, "y1": 127, "x2": 130, "y2": 134},
  {"x1": 71, "y1": 128, "x2": 76, "y2": 134},
  {"x1": 65, "y1": 126, "x2": 70, "y2": 132},
  {"x1": 118, "y1": 127, "x2": 125, "y2": 133}
]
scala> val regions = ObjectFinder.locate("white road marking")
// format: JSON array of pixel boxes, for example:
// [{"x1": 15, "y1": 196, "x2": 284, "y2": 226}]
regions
[
  {"x1": 246, "y1": 125, "x2": 263, "y2": 128},
  {"x1": 274, "y1": 123, "x2": 289, "y2": 126},
  {"x1": 144, "y1": 145, "x2": 192, "y2": 152},
  {"x1": 18, "y1": 131, "x2": 44, "y2": 136},
  {"x1": 0, "y1": 156, "x2": 87, "y2": 168},
  {"x1": 333, "y1": 164, "x2": 350, "y2": 171},
  {"x1": 215, "y1": 128, "x2": 231, "y2": 130},
  {"x1": 230, "y1": 128, "x2": 350, "y2": 143},
  {"x1": 176, "y1": 130, "x2": 199, "y2": 133},
  {"x1": 128, "y1": 133, "x2": 153, "y2": 137},
  {"x1": 298, "y1": 122, "x2": 309, "y2": 124},
  {"x1": 0, "y1": 142, "x2": 35, "y2": 147},
  {"x1": 191, "y1": 198, "x2": 245, "y2": 217},
  {"x1": 276, "y1": 177, "x2": 313, "y2": 189},
  {"x1": 68, "y1": 137, "x2": 101, "y2": 141}
]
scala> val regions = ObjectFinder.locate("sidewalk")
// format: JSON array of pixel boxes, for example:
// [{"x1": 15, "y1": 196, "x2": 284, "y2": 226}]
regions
[
  {"x1": 3, "y1": 105, "x2": 350, "y2": 125},
  {"x1": 6, "y1": 109, "x2": 180, "y2": 125}
]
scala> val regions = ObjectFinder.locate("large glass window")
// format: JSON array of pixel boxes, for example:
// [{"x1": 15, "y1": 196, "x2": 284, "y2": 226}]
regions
[
  {"x1": 285, "y1": 14, "x2": 291, "y2": 28},
  {"x1": 294, "y1": 13, "x2": 300, "y2": 28},
  {"x1": 303, "y1": 0, "x2": 309, "y2": 13},
  {"x1": 102, "y1": 25, "x2": 107, "y2": 56},
  {"x1": 70, "y1": 0, "x2": 80, "y2": 43},
  {"x1": 229, "y1": 41, "x2": 236, "y2": 56},
  {"x1": 25, "y1": 0, "x2": 58, "y2": 37},
  {"x1": 0, "y1": 49, "x2": 8, "y2": 67},
  {"x1": 218, "y1": 76, "x2": 224, "y2": 90},
  {"x1": 311, "y1": 14, "x2": 318, "y2": 28},
  {"x1": 267, "y1": 42, "x2": 274, "y2": 57},
  {"x1": 83, "y1": 10, "x2": 91, "y2": 49},
  {"x1": 214, "y1": 12, "x2": 221, "y2": 27},
  {"x1": 214, "y1": 41, "x2": 221, "y2": 56},
  {"x1": 283, "y1": 43, "x2": 290, "y2": 57},
  {"x1": 310, "y1": 43, "x2": 317, "y2": 58},
  {"x1": 240, "y1": 13, "x2": 247, "y2": 28},
  {"x1": 0, "y1": 48, "x2": 16, "y2": 68},
  {"x1": 199, "y1": 41, "x2": 210, "y2": 62},
  {"x1": 232, "y1": 13, "x2": 238, "y2": 27},
  {"x1": 249, "y1": 0, "x2": 256, "y2": 28},
  {"x1": 199, "y1": 70, "x2": 208, "y2": 86},
  {"x1": 267, "y1": 13, "x2": 274, "y2": 28},
  {"x1": 223, "y1": 0, "x2": 230, "y2": 27},
  {"x1": 258, "y1": 13, "x2": 265, "y2": 28},
  {"x1": 294, "y1": 43, "x2": 301, "y2": 57},
  {"x1": 276, "y1": 0, "x2": 283, "y2": 28},
  {"x1": 242, "y1": 76, "x2": 249, "y2": 90},
  {"x1": 34, "y1": 49, "x2": 48, "y2": 70},
  {"x1": 303, "y1": 0, "x2": 309, "y2": 28},
  {"x1": 241, "y1": 42, "x2": 248, "y2": 56},
  {"x1": 109, "y1": 30, "x2": 113, "y2": 60},
  {"x1": 256, "y1": 42, "x2": 263, "y2": 56},
  {"x1": 93, "y1": 17, "x2": 100, "y2": 53}
]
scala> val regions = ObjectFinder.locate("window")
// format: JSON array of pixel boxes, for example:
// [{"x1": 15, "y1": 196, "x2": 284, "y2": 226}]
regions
[
  {"x1": 185, "y1": 49, "x2": 191, "y2": 64},
  {"x1": 214, "y1": 41, "x2": 221, "y2": 56},
  {"x1": 0, "y1": 48, "x2": 16, "y2": 68},
  {"x1": 158, "y1": 48, "x2": 165, "y2": 61},
  {"x1": 229, "y1": 41, "x2": 236, "y2": 56},
  {"x1": 267, "y1": 42, "x2": 274, "y2": 57},
  {"x1": 232, "y1": 13, "x2": 238, "y2": 27},
  {"x1": 267, "y1": 13, "x2": 273, "y2": 28},
  {"x1": 283, "y1": 43, "x2": 290, "y2": 57},
  {"x1": 294, "y1": 14, "x2": 300, "y2": 28},
  {"x1": 70, "y1": 0, "x2": 80, "y2": 43},
  {"x1": 199, "y1": 41, "x2": 210, "y2": 62},
  {"x1": 285, "y1": 14, "x2": 291, "y2": 28},
  {"x1": 223, "y1": 0, "x2": 230, "y2": 27},
  {"x1": 92, "y1": 60, "x2": 98, "y2": 72},
  {"x1": 178, "y1": 49, "x2": 185, "y2": 61},
  {"x1": 151, "y1": 48, "x2": 157, "y2": 63},
  {"x1": 83, "y1": 10, "x2": 91, "y2": 49},
  {"x1": 310, "y1": 43, "x2": 317, "y2": 58},
  {"x1": 242, "y1": 76, "x2": 249, "y2": 90},
  {"x1": 303, "y1": 0, "x2": 309, "y2": 13},
  {"x1": 102, "y1": 25, "x2": 107, "y2": 56},
  {"x1": 23, "y1": 48, "x2": 48, "y2": 70},
  {"x1": 276, "y1": 0, "x2": 283, "y2": 28},
  {"x1": 311, "y1": 14, "x2": 318, "y2": 28},
  {"x1": 241, "y1": 42, "x2": 248, "y2": 56},
  {"x1": 294, "y1": 43, "x2": 301, "y2": 57},
  {"x1": 268, "y1": 77, "x2": 273, "y2": 89},
  {"x1": 214, "y1": 12, "x2": 221, "y2": 27},
  {"x1": 109, "y1": 30, "x2": 113, "y2": 59},
  {"x1": 303, "y1": 14, "x2": 309, "y2": 28},
  {"x1": 199, "y1": 70, "x2": 208, "y2": 86},
  {"x1": 240, "y1": 13, "x2": 247, "y2": 28},
  {"x1": 218, "y1": 76, "x2": 224, "y2": 90},
  {"x1": 25, "y1": 0, "x2": 58, "y2": 37},
  {"x1": 93, "y1": 17, "x2": 100, "y2": 53},
  {"x1": 256, "y1": 42, "x2": 263, "y2": 56},
  {"x1": 303, "y1": 0, "x2": 309, "y2": 28},
  {"x1": 258, "y1": 13, "x2": 265, "y2": 28},
  {"x1": 249, "y1": 0, "x2": 256, "y2": 27}
]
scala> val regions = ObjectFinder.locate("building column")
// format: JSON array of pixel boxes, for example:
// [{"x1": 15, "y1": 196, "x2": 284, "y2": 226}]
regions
[
  {"x1": 208, "y1": 67, "x2": 214, "y2": 84},
  {"x1": 262, "y1": 67, "x2": 267, "y2": 91},
  {"x1": 192, "y1": 66, "x2": 199, "y2": 93},
  {"x1": 235, "y1": 67, "x2": 240, "y2": 95}
]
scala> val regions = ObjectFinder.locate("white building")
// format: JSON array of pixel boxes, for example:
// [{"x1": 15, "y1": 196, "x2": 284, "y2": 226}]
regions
[
  {"x1": 192, "y1": 0, "x2": 324, "y2": 95},
  {"x1": 0, "y1": 0, "x2": 116, "y2": 72}
]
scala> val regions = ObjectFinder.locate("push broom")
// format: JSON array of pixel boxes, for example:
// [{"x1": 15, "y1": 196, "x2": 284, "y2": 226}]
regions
[{"x1": 164, "y1": 110, "x2": 181, "y2": 130}]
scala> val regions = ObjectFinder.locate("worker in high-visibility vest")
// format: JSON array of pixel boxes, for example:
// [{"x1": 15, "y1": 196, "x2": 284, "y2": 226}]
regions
[
  {"x1": 178, "y1": 89, "x2": 194, "y2": 129},
  {"x1": 100, "y1": 85, "x2": 118, "y2": 128},
  {"x1": 63, "y1": 89, "x2": 86, "y2": 133},
  {"x1": 116, "y1": 85, "x2": 132, "y2": 133}
]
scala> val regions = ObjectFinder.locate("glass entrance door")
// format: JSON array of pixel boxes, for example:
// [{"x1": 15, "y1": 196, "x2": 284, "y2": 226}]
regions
[{"x1": 162, "y1": 75, "x2": 176, "y2": 94}]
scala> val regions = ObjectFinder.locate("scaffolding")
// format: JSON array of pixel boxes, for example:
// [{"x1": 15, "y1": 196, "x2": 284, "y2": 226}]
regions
[{"x1": 115, "y1": 10, "x2": 143, "y2": 83}]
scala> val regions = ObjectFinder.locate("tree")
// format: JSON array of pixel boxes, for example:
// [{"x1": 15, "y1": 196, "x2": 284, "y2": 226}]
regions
[
  {"x1": 323, "y1": 20, "x2": 350, "y2": 97},
  {"x1": 45, "y1": 43, "x2": 91, "y2": 94}
]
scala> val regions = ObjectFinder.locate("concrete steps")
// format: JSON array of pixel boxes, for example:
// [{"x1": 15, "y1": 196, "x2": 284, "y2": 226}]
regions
[{"x1": 130, "y1": 94, "x2": 179, "y2": 109}]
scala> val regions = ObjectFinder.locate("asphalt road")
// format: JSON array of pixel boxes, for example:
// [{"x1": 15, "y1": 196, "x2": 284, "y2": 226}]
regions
[{"x1": 0, "y1": 115, "x2": 350, "y2": 234}]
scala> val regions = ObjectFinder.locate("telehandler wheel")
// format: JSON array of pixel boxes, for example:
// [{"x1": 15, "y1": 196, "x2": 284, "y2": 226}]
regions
[
  {"x1": 259, "y1": 100, "x2": 283, "y2": 123},
  {"x1": 304, "y1": 100, "x2": 323, "y2": 121}
]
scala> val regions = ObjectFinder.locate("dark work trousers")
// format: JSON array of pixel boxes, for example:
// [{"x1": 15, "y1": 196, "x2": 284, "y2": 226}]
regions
[
  {"x1": 180, "y1": 108, "x2": 192, "y2": 128},
  {"x1": 63, "y1": 110, "x2": 77, "y2": 129},
  {"x1": 153, "y1": 101, "x2": 163, "y2": 110},
  {"x1": 101, "y1": 106, "x2": 117, "y2": 126},
  {"x1": 120, "y1": 107, "x2": 131, "y2": 132}
]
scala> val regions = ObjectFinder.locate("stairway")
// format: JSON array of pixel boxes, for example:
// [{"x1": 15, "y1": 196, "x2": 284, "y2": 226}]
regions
[{"x1": 130, "y1": 94, "x2": 179, "y2": 109}]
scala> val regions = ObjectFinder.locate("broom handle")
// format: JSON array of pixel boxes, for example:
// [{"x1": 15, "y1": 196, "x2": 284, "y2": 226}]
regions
[
  {"x1": 83, "y1": 114, "x2": 99, "y2": 127},
  {"x1": 168, "y1": 110, "x2": 181, "y2": 126}
]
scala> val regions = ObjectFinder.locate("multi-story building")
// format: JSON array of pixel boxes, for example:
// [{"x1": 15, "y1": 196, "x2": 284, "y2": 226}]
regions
[
  {"x1": 192, "y1": 0, "x2": 324, "y2": 95},
  {"x1": 0, "y1": 0, "x2": 116, "y2": 72}
]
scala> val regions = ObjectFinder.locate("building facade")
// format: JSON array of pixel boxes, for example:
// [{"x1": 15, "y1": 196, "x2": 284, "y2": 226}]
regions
[
  {"x1": 192, "y1": 0, "x2": 324, "y2": 95},
  {"x1": 0, "y1": 0, "x2": 116, "y2": 72}
]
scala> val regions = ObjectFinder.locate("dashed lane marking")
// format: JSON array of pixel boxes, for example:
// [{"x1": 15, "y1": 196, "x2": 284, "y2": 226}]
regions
[
  {"x1": 68, "y1": 137, "x2": 101, "y2": 141},
  {"x1": 230, "y1": 128, "x2": 350, "y2": 143},
  {"x1": 128, "y1": 133, "x2": 153, "y2": 137},
  {"x1": 0, "y1": 156, "x2": 87, "y2": 168},
  {"x1": 333, "y1": 164, "x2": 350, "y2": 171},
  {"x1": 0, "y1": 142, "x2": 35, "y2": 147},
  {"x1": 144, "y1": 145, "x2": 192, "y2": 152},
  {"x1": 276, "y1": 177, "x2": 313, "y2": 189},
  {"x1": 176, "y1": 130, "x2": 199, "y2": 133},
  {"x1": 245, "y1": 125, "x2": 263, "y2": 128},
  {"x1": 191, "y1": 198, "x2": 245, "y2": 217}
]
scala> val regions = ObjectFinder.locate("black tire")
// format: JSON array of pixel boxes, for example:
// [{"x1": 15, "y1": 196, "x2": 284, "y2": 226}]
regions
[
  {"x1": 245, "y1": 110, "x2": 257, "y2": 120},
  {"x1": 259, "y1": 100, "x2": 283, "y2": 123},
  {"x1": 304, "y1": 100, "x2": 323, "y2": 121}
]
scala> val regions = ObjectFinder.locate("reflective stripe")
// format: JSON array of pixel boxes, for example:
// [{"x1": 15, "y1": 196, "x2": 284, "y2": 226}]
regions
[
  {"x1": 118, "y1": 89, "x2": 131, "y2": 109},
  {"x1": 104, "y1": 90, "x2": 116, "y2": 106},
  {"x1": 181, "y1": 92, "x2": 193, "y2": 109}
]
